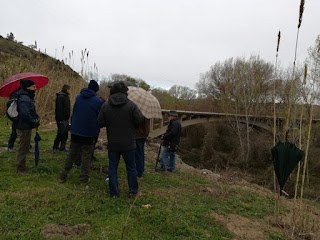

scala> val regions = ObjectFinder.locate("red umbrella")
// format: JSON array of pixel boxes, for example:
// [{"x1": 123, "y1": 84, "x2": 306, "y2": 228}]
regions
[{"x1": 0, "y1": 72, "x2": 49, "y2": 97}]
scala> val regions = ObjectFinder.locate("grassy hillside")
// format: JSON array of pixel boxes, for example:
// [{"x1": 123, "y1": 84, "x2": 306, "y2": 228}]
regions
[
  {"x1": 1, "y1": 117, "x2": 320, "y2": 240},
  {"x1": 0, "y1": 36, "x2": 85, "y2": 118}
]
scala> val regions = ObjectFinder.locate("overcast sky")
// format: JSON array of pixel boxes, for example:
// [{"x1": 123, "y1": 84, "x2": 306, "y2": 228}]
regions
[{"x1": 1, "y1": 0, "x2": 320, "y2": 89}]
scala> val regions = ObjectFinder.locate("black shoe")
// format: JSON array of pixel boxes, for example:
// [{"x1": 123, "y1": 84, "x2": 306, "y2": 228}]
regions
[
  {"x1": 129, "y1": 191, "x2": 141, "y2": 198},
  {"x1": 59, "y1": 148, "x2": 69, "y2": 152},
  {"x1": 59, "y1": 172, "x2": 67, "y2": 183},
  {"x1": 17, "y1": 166, "x2": 28, "y2": 174},
  {"x1": 7, "y1": 147, "x2": 15, "y2": 153}
]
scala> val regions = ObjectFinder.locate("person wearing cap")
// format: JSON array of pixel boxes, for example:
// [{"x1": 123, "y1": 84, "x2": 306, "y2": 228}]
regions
[
  {"x1": 53, "y1": 84, "x2": 71, "y2": 152},
  {"x1": 160, "y1": 110, "x2": 182, "y2": 172},
  {"x1": 98, "y1": 81, "x2": 144, "y2": 198},
  {"x1": 15, "y1": 79, "x2": 40, "y2": 173},
  {"x1": 60, "y1": 80, "x2": 103, "y2": 184}
]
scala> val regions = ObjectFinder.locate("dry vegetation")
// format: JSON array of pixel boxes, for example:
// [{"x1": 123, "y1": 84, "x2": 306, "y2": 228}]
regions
[{"x1": 0, "y1": 36, "x2": 86, "y2": 119}]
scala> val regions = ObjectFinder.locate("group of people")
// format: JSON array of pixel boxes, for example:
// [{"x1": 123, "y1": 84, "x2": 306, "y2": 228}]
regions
[{"x1": 7, "y1": 79, "x2": 181, "y2": 198}]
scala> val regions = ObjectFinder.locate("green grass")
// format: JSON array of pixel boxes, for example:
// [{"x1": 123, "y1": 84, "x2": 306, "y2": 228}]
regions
[{"x1": 0, "y1": 116, "x2": 282, "y2": 239}]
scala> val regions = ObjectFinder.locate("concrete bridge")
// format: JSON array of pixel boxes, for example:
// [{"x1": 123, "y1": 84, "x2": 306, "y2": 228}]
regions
[{"x1": 148, "y1": 109, "x2": 320, "y2": 139}]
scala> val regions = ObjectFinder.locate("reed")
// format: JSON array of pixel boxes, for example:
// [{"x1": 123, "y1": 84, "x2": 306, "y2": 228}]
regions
[
  {"x1": 285, "y1": 0, "x2": 305, "y2": 135},
  {"x1": 273, "y1": 30, "x2": 281, "y2": 222}
]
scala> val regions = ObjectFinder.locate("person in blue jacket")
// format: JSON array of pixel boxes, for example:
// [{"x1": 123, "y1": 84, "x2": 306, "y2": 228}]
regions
[
  {"x1": 15, "y1": 80, "x2": 40, "y2": 173},
  {"x1": 60, "y1": 80, "x2": 103, "y2": 184}
]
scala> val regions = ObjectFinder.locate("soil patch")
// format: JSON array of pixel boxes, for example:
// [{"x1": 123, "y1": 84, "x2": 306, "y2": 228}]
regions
[{"x1": 41, "y1": 223, "x2": 90, "y2": 239}]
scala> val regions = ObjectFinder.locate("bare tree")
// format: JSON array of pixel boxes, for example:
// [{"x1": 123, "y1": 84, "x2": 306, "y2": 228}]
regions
[
  {"x1": 196, "y1": 55, "x2": 274, "y2": 168},
  {"x1": 168, "y1": 85, "x2": 197, "y2": 101}
]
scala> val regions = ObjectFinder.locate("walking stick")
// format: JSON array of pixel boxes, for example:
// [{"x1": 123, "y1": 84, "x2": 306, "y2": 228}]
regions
[{"x1": 154, "y1": 144, "x2": 162, "y2": 171}]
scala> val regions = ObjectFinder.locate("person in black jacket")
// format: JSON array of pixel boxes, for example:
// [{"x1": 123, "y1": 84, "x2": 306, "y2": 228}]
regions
[
  {"x1": 161, "y1": 111, "x2": 181, "y2": 172},
  {"x1": 15, "y1": 79, "x2": 40, "y2": 173},
  {"x1": 98, "y1": 81, "x2": 144, "y2": 197},
  {"x1": 7, "y1": 90, "x2": 20, "y2": 152},
  {"x1": 53, "y1": 84, "x2": 71, "y2": 152}
]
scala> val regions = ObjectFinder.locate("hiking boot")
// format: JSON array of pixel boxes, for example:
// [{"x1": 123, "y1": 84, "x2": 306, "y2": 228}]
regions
[
  {"x1": 129, "y1": 191, "x2": 141, "y2": 198},
  {"x1": 53, "y1": 148, "x2": 59, "y2": 153},
  {"x1": 17, "y1": 167, "x2": 28, "y2": 174},
  {"x1": 80, "y1": 177, "x2": 90, "y2": 185},
  {"x1": 59, "y1": 148, "x2": 69, "y2": 153},
  {"x1": 59, "y1": 172, "x2": 68, "y2": 183},
  {"x1": 110, "y1": 194, "x2": 119, "y2": 198},
  {"x1": 7, "y1": 147, "x2": 15, "y2": 153},
  {"x1": 73, "y1": 163, "x2": 81, "y2": 169}
]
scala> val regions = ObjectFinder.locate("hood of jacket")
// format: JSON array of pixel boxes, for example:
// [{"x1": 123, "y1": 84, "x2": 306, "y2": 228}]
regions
[
  {"x1": 15, "y1": 88, "x2": 31, "y2": 98},
  {"x1": 108, "y1": 92, "x2": 128, "y2": 106},
  {"x1": 56, "y1": 91, "x2": 69, "y2": 97},
  {"x1": 80, "y1": 88, "x2": 97, "y2": 99}
]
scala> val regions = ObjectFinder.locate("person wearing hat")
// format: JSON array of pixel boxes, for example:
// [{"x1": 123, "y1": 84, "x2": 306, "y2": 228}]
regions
[
  {"x1": 53, "y1": 84, "x2": 71, "y2": 152},
  {"x1": 98, "y1": 81, "x2": 144, "y2": 198},
  {"x1": 160, "y1": 110, "x2": 181, "y2": 172},
  {"x1": 15, "y1": 79, "x2": 40, "y2": 173},
  {"x1": 60, "y1": 80, "x2": 103, "y2": 184}
]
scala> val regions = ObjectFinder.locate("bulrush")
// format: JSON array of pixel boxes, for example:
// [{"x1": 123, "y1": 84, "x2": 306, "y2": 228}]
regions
[
  {"x1": 303, "y1": 63, "x2": 307, "y2": 85},
  {"x1": 298, "y1": 0, "x2": 305, "y2": 29},
  {"x1": 276, "y1": 30, "x2": 281, "y2": 54}
]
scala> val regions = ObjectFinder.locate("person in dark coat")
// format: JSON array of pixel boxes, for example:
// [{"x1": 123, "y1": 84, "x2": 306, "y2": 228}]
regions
[
  {"x1": 98, "y1": 81, "x2": 144, "y2": 197},
  {"x1": 7, "y1": 90, "x2": 20, "y2": 152},
  {"x1": 161, "y1": 111, "x2": 181, "y2": 172},
  {"x1": 53, "y1": 84, "x2": 71, "y2": 152},
  {"x1": 15, "y1": 79, "x2": 40, "y2": 173},
  {"x1": 60, "y1": 80, "x2": 103, "y2": 184},
  {"x1": 134, "y1": 117, "x2": 150, "y2": 178}
]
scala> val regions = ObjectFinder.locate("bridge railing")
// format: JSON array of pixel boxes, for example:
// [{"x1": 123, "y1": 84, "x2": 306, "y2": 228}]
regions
[{"x1": 148, "y1": 109, "x2": 320, "y2": 139}]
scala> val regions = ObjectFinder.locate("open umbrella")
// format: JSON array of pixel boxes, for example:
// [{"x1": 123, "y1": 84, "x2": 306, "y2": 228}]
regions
[
  {"x1": 127, "y1": 86, "x2": 162, "y2": 119},
  {"x1": 34, "y1": 131, "x2": 42, "y2": 167},
  {"x1": 0, "y1": 72, "x2": 49, "y2": 97},
  {"x1": 271, "y1": 141, "x2": 304, "y2": 193}
]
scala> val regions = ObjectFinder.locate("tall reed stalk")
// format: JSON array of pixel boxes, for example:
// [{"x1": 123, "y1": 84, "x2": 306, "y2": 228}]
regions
[
  {"x1": 291, "y1": 64, "x2": 308, "y2": 238},
  {"x1": 294, "y1": 63, "x2": 308, "y2": 201},
  {"x1": 273, "y1": 31, "x2": 281, "y2": 221},
  {"x1": 286, "y1": 1, "x2": 305, "y2": 237},
  {"x1": 284, "y1": 0, "x2": 305, "y2": 134}
]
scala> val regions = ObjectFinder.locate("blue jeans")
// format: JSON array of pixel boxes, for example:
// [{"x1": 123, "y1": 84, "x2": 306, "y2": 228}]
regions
[
  {"x1": 108, "y1": 150, "x2": 138, "y2": 196},
  {"x1": 161, "y1": 146, "x2": 176, "y2": 172},
  {"x1": 135, "y1": 139, "x2": 146, "y2": 177}
]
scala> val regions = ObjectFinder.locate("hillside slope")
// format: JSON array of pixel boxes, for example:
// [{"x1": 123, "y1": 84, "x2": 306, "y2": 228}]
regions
[
  {"x1": 0, "y1": 117, "x2": 319, "y2": 240},
  {"x1": 0, "y1": 36, "x2": 85, "y2": 117}
]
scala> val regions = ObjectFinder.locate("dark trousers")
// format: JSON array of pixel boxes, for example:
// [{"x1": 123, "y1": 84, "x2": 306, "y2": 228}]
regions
[
  {"x1": 60, "y1": 141, "x2": 94, "y2": 183},
  {"x1": 135, "y1": 138, "x2": 146, "y2": 177},
  {"x1": 8, "y1": 121, "x2": 17, "y2": 149},
  {"x1": 53, "y1": 120, "x2": 69, "y2": 150},
  {"x1": 108, "y1": 150, "x2": 138, "y2": 196},
  {"x1": 16, "y1": 129, "x2": 32, "y2": 171}
]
